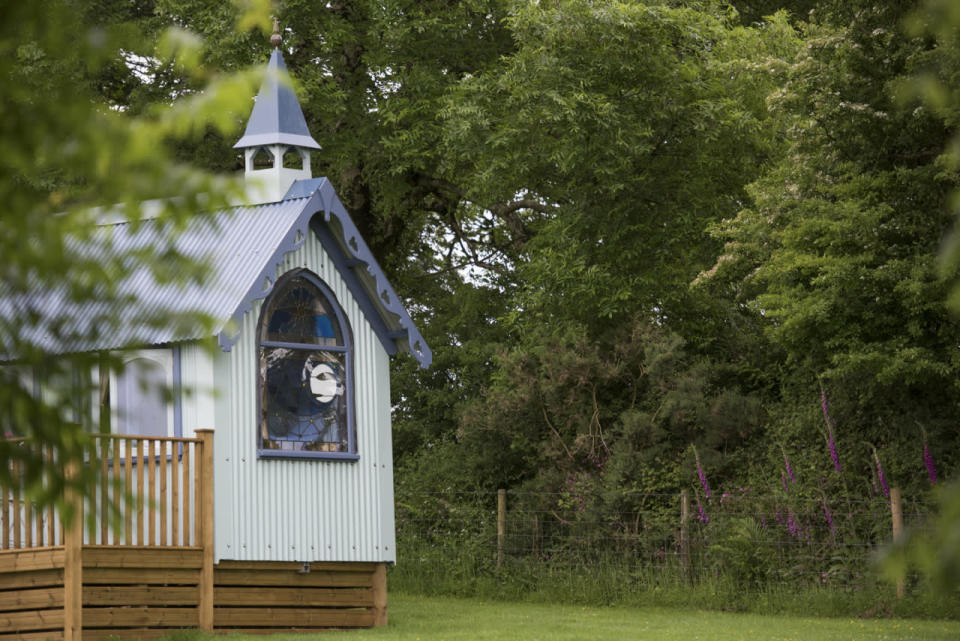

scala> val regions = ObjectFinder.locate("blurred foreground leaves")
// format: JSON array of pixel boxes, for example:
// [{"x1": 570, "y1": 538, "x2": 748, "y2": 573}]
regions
[{"x1": 0, "y1": 0, "x2": 267, "y2": 517}]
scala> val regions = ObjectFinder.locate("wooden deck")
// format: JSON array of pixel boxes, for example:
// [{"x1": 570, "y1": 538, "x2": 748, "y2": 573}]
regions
[{"x1": 0, "y1": 433, "x2": 387, "y2": 640}]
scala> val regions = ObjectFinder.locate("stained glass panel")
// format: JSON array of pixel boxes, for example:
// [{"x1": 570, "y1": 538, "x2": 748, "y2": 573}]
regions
[
  {"x1": 260, "y1": 348, "x2": 347, "y2": 451},
  {"x1": 260, "y1": 275, "x2": 343, "y2": 347},
  {"x1": 258, "y1": 271, "x2": 352, "y2": 456}
]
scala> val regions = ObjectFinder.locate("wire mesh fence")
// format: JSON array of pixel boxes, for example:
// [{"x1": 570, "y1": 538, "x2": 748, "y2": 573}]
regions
[{"x1": 394, "y1": 488, "x2": 933, "y2": 593}]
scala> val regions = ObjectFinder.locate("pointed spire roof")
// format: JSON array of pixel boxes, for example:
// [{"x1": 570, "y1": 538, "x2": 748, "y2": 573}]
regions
[{"x1": 234, "y1": 32, "x2": 321, "y2": 150}]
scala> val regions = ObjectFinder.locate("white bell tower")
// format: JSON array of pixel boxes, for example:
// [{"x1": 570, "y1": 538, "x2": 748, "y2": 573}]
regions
[{"x1": 234, "y1": 19, "x2": 321, "y2": 204}]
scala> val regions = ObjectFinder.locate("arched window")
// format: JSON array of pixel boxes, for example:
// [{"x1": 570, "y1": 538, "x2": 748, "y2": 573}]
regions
[
  {"x1": 257, "y1": 270, "x2": 355, "y2": 459},
  {"x1": 109, "y1": 349, "x2": 178, "y2": 438},
  {"x1": 115, "y1": 355, "x2": 170, "y2": 437}
]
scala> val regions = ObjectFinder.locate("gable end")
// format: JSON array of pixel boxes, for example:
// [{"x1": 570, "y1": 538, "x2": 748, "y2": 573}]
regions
[{"x1": 217, "y1": 181, "x2": 431, "y2": 369}]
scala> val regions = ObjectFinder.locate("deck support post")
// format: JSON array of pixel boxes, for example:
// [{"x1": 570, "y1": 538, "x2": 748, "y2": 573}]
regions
[
  {"x1": 196, "y1": 429, "x2": 215, "y2": 632},
  {"x1": 372, "y1": 562, "x2": 388, "y2": 627},
  {"x1": 63, "y1": 462, "x2": 83, "y2": 641}
]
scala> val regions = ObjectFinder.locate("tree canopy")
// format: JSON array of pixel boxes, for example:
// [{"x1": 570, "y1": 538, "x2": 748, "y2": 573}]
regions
[
  {"x1": 3, "y1": 0, "x2": 959, "y2": 577},
  {"x1": 0, "y1": 0, "x2": 268, "y2": 506}
]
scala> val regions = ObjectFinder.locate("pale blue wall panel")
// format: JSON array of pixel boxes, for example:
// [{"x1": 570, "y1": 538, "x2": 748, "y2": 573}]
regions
[{"x1": 210, "y1": 226, "x2": 395, "y2": 563}]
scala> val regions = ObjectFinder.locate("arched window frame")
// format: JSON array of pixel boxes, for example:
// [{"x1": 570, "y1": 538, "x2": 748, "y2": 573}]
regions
[
  {"x1": 108, "y1": 348, "x2": 181, "y2": 439},
  {"x1": 256, "y1": 269, "x2": 357, "y2": 460}
]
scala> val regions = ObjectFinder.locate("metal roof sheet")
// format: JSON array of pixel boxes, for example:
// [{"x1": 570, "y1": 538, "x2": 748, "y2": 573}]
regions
[{"x1": 0, "y1": 180, "x2": 431, "y2": 368}]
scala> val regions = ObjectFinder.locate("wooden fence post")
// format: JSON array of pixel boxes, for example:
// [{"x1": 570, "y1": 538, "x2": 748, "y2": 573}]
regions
[
  {"x1": 890, "y1": 487, "x2": 905, "y2": 599},
  {"x1": 497, "y1": 489, "x2": 506, "y2": 571},
  {"x1": 680, "y1": 490, "x2": 690, "y2": 580},
  {"x1": 63, "y1": 461, "x2": 83, "y2": 641},
  {"x1": 532, "y1": 514, "x2": 540, "y2": 559},
  {"x1": 196, "y1": 430, "x2": 215, "y2": 632}
]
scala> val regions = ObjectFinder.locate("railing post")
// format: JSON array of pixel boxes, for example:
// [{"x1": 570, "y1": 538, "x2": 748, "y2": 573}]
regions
[
  {"x1": 196, "y1": 429, "x2": 215, "y2": 632},
  {"x1": 63, "y1": 461, "x2": 83, "y2": 641}
]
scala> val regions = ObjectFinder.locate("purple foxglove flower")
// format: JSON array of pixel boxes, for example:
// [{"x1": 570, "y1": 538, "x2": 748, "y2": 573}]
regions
[
  {"x1": 873, "y1": 448, "x2": 889, "y2": 499},
  {"x1": 922, "y1": 430, "x2": 938, "y2": 485},
  {"x1": 821, "y1": 389, "x2": 842, "y2": 471},
  {"x1": 784, "y1": 452, "x2": 795, "y2": 483},
  {"x1": 697, "y1": 498, "x2": 709, "y2": 523},
  {"x1": 828, "y1": 433, "x2": 841, "y2": 471},
  {"x1": 822, "y1": 497, "x2": 835, "y2": 535},
  {"x1": 693, "y1": 446, "x2": 711, "y2": 499},
  {"x1": 781, "y1": 471, "x2": 789, "y2": 493},
  {"x1": 698, "y1": 466, "x2": 711, "y2": 499}
]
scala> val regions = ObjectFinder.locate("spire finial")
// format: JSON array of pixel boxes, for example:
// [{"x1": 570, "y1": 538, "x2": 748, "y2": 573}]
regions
[{"x1": 270, "y1": 17, "x2": 282, "y2": 49}]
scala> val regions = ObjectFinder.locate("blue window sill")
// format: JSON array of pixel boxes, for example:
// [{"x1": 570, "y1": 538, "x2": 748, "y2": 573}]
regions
[{"x1": 257, "y1": 449, "x2": 359, "y2": 461}]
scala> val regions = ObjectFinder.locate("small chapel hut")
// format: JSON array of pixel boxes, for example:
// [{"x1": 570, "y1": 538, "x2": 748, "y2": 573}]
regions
[{"x1": 0, "y1": 26, "x2": 430, "y2": 641}]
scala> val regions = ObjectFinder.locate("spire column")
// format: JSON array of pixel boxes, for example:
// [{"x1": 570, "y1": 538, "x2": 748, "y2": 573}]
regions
[{"x1": 234, "y1": 22, "x2": 321, "y2": 203}]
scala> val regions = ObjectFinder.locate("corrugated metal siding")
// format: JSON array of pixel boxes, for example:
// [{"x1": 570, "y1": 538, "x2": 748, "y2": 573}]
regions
[
  {"x1": 211, "y1": 229, "x2": 395, "y2": 564},
  {"x1": 179, "y1": 342, "x2": 217, "y2": 437}
]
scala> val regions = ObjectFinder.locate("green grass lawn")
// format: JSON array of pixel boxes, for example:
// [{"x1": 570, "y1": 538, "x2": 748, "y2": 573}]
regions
[{"x1": 215, "y1": 593, "x2": 960, "y2": 641}]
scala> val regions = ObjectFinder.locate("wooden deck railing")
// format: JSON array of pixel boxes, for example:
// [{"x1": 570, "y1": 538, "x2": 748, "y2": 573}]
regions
[
  {"x1": 0, "y1": 443, "x2": 58, "y2": 549},
  {"x1": 1, "y1": 431, "x2": 213, "y2": 549},
  {"x1": 0, "y1": 430, "x2": 216, "y2": 640},
  {"x1": 0, "y1": 429, "x2": 386, "y2": 639}
]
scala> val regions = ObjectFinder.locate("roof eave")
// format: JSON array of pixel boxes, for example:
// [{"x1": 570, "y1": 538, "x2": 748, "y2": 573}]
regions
[{"x1": 233, "y1": 133, "x2": 321, "y2": 150}]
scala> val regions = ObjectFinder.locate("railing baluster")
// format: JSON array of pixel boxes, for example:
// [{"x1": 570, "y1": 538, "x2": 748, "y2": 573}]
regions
[
  {"x1": 2, "y1": 474, "x2": 8, "y2": 549},
  {"x1": 124, "y1": 438, "x2": 133, "y2": 545},
  {"x1": 194, "y1": 441, "x2": 201, "y2": 546},
  {"x1": 100, "y1": 437, "x2": 109, "y2": 545},
  {"x1": 159, "y1": 440, "x2": 168, "y2": 546},
  {"x1": 34, "y1": 470, "x2": 43, "y2": 546},
  {"x1": 22, "y1": 464, "x2": 32, "y2": 548},
  {"x1": 136, "y1": 438, "x2": 145, "y2": 545},
  {"x1": 37, "y1": 453, "x2": 44, "y2": 546},
  {"x1": 112, "y1": 437, "x2": 120, "y2": 545},
  {"x1": 46, "y1": 444, "x2": 55, "y2": 546},
  {"x1": 171, "y1": 440, "x2": 180, "y2": 546},
  {"x1": 13, "y1": 460, "x2": 21, "y2": 549},
  {"x1": 86, "y1": 440, "x2": 96, "y2": 545},
  {"x1": 182, "y1": 442, "x2": 191, "y2": 546},
  {"x1": 148, "y1": 439, "x2": 157, "y2": 546}
]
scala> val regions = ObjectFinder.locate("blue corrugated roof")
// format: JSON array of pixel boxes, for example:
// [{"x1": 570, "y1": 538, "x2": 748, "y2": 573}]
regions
[
  {"x1": 0, "y1": 180, "x2": 431, "y2": 368},
  {"x1": 234, "y1": 50, "x2": 321, "y2": 150}
]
